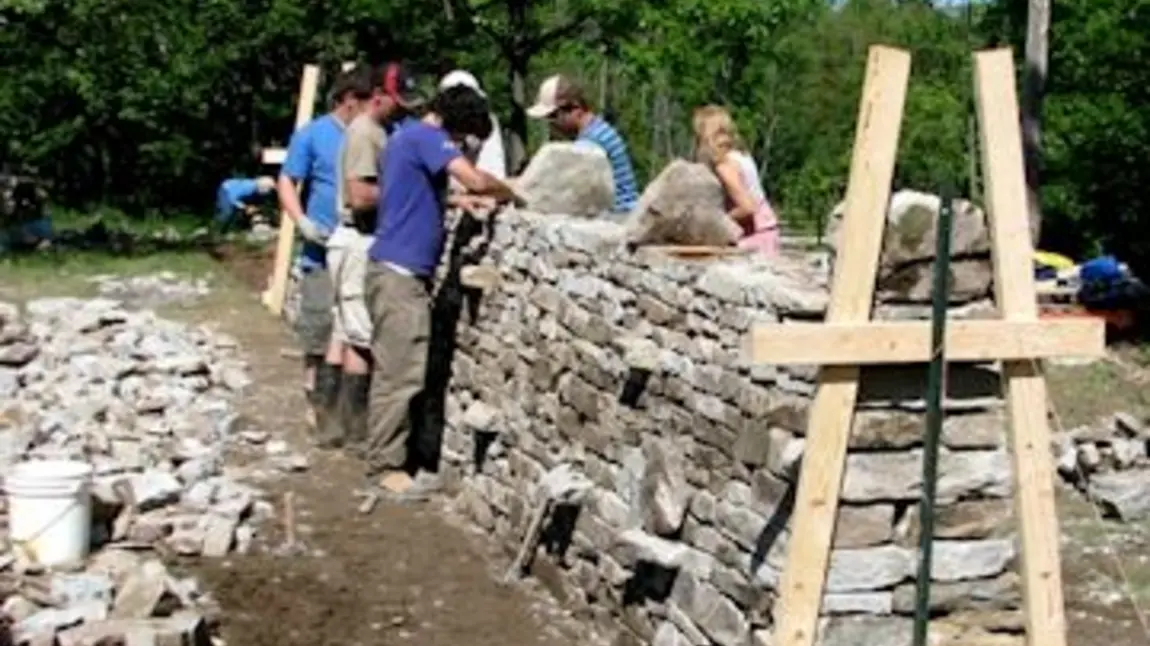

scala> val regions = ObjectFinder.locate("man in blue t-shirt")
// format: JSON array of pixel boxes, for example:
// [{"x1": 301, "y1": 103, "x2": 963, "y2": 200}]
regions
[
  {"x1": 214, "y1": 176, "x2": 275, "y2": 231},
  {"x1": 276, "y1": 65, "x2": 375, "y2": 433},
  {"x1": 363, "y1": 85, "x2": 520, "y2": 497},
  {"x1": 527, "y1": 74, "x2": 640, "y2": 216}
]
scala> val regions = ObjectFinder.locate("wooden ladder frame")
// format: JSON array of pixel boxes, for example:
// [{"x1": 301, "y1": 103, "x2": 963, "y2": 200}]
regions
[{"x1": 750, "y1": 46, "x2": 1103, "y2": 646}]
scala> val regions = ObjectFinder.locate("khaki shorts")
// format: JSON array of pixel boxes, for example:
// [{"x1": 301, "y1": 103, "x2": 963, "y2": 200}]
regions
[
  {"x1": 293, "y1": 266, "x2": 333, "y2": 356},
  {"x1": 326, "y1": 225, "x2": 374, "y2": 348}
]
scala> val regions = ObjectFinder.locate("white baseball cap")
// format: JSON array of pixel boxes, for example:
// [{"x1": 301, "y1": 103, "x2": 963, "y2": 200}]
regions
[
  {"x1": 439, "y1": 69, "x2": 486, "y2": 98},
  {"x1": 526, "y1": 74, "x2": 581, "y2": 119}
]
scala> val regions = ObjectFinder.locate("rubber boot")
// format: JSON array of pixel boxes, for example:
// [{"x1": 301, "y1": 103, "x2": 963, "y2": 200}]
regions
[
  {"x1": 312, "y1": 363, "x2": 344, "y2": 447},
  {"x1": 339, "y1": 373, "x2": 371, "y2": 452}
]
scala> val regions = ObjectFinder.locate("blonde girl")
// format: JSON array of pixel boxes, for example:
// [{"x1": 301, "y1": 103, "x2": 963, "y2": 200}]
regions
[{"x1": 692, "y1": 106, "x2": 780, "y2": 255}]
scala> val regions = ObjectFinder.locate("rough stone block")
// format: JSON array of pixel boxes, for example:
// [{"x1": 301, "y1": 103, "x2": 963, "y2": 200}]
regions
[
  {"x1": 820, "y1": 615, "x2": 911, "y2": 646},
  {"x1": 891, "y1": 572, "x2": 1021, "y2": 614},
  {"x1": 822, "y1": 592, "x2": 894, "y2": 615},
  {"x1": 896, "y1": 499, "x2": 1013, "y2": 543},
  {"x1": 841, "y1": 449, "x2": 1011, "y2": 503},
  {"x1": 110, "y1": 559, "x2": 168, "y2": 619},
  {"x1": 615, "y1": 529, "x2": 715, "y2": 576},
  {"x1": 670, "y1": 572, "x2": 750, "y2": 646},
  {"x1": 826, "y1": 546, "x2": 911, "y2": 593},
  {"x1": 833, "y1": 504, "x2": 894, "y2": 548}
]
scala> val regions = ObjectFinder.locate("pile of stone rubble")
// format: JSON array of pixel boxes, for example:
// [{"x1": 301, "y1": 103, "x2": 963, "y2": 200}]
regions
[
  {"x1": 0, "y1": 296, "x2": 297, "y2": 645},
  {"x1": 90, "y1": 272, "x2": 212, "y2": 308},
  {"x1": 1056, "y1": 412, "x2": 1150, "y2": 521}
]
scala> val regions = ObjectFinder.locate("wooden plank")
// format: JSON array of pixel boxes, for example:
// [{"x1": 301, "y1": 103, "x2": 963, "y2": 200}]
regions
[
  {"x1": 750, "y1": 318, "x2": 1103, "y2": 365},
  {"x1": 643, "y1": 245, "x2": 750, "y2": 259},
  {"x1": 262, "y1": 64, "x2": 321, "y2": 315},
  {"x1": 974, "y1": 48, "x2": 1068, "y2": 646},
  {"x1": 260, "y1": 58, "x2": 352, "y2": 168},
  {"x1": 262, "y1": 148, "x2": 286, "y2": 165},
  {"x1": 773, "y1": 45, "x2": 911, "y2": 646}
]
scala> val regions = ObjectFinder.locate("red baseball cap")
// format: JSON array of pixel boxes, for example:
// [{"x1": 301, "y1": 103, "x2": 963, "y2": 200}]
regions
[{"x1": 379, "y1": 62, "x2": 427, "y2": 107}]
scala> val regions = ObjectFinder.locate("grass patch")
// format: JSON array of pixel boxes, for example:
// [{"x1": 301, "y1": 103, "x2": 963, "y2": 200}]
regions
[
  {"x1": 1047, "y1": 359, "x2": 1150, "y2": 429},
  {"x1": 0, "y1": 249, "x2": 221, "y2": 299},
  {"x1": 49, "y1": 206, "x2": 210, "y2": 238}
]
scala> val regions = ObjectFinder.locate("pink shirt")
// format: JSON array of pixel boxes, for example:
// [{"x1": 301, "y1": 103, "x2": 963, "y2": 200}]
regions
[{"x1": 726, "y1": 151, "x2": 780, "y2": 256}]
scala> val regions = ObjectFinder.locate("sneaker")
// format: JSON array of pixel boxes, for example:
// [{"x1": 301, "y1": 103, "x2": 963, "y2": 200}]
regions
[
  {"x1": 409, "y1": 471, "x2": 444, "y2": 496},
  {"x1": 377, "y1": 471, "x2": 442, "y2": 503},
  {"x1": 377, "y1": 470, "x2": 414, "y2": 494}
]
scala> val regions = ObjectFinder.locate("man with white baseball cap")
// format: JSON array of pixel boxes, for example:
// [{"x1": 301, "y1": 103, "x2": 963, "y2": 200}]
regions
[
  {"x1": 527, "y1": 73, "x2": 639, "y2": 214},
  {"x1": 438, "y1": 70, "x2": 506, "y2": 179}
]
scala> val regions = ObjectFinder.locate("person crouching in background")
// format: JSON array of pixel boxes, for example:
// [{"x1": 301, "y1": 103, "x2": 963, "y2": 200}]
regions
[
  {"x1": 692, "y1": 105, "x2": 780, "y2": 256},
  {"x1": 214, "y1": 176, "x2": 276, "y2": 234}
]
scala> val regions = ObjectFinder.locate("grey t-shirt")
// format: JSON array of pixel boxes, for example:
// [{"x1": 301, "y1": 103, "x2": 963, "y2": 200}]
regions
[{"x1": 336, "y1": 112, "x2": 386, "y2": 228}]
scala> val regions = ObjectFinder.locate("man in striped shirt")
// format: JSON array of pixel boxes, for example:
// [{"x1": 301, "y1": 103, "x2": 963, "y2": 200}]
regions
[{"x1": 526, "y1": 74, "x2": 639, "y2": 215}]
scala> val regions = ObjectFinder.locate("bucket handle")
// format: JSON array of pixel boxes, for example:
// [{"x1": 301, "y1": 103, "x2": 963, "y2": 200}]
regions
[{"x1": 9, "y1": 497, "x2": 86, "y2": 567}]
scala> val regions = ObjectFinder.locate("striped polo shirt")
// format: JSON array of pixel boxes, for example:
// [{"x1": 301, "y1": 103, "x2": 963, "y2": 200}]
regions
[{"x1": 577, "y1": 116, "x2": 639, "y2": 214}]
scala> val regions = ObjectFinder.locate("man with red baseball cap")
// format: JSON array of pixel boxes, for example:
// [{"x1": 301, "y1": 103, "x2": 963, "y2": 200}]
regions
[{"x1": 318, "y1": 62, "x2": 429, "y2": 450}]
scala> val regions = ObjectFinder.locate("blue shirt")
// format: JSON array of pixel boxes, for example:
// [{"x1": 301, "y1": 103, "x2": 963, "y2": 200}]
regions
[
  {"x1": 281, "y1": 114, "x2": 346, "y2": 269},
  {"x1": 577, "y1": 116, "x2": 640, "y2": 213},
  {"x1": 215, "y1": 178, "x2": 261, "y2": 225},
  {"x1": 368, "y1": 122, "x2": 462, "y2": 277},
  {"x1": 388, "y1": 115, "x2": 421, "y2": 135}
]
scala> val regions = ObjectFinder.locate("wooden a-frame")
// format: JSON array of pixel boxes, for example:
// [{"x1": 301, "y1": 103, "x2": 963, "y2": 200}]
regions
[{"x1": 751, "y1": 46, "x2": 1103, "y2": 646}]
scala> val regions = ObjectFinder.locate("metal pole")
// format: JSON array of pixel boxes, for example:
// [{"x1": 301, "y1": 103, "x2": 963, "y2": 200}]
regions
[{"x1": 912, "y1": 187, "x2": 955, "y2": 646}]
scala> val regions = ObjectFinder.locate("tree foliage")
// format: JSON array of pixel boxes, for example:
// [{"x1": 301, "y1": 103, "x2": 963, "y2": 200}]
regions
[{"x1": 0, "y1": 0, "x2": 1147, "y2": 265}]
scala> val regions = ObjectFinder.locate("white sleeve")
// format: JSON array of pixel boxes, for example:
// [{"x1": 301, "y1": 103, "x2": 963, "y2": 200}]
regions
[{"x1": 475, "y1": 114, "x2": 507, "y2": 179}]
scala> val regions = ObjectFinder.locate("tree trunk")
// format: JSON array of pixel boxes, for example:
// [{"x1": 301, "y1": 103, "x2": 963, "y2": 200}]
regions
[
  {"x1": 507, "y1": 57, "x2": 529, "y2": 175},
  {"x1": 505, "y1": 0, "x2": 529, "y2": 174},
  {"x1": 1022, "y1": 0, "x2": 1050, "y2": 243}
]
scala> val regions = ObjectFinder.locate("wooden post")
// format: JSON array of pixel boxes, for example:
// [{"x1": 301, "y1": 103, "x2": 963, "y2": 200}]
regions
[
  {"x1": 261, "y1": 65, "x2": 320, "y2": 315},
  {"x1": 261, "y1": 60, "x2": 357, "y2": 315},
  {"x1": 752, "y1": 47, "x2": 1097, "y2": 646},
  {"x1": 974, "y1": 47, "x2": 1067, "y2": 646},
  {"x1": 768, "y1": 45, "x2": 912, "y2": 646}
]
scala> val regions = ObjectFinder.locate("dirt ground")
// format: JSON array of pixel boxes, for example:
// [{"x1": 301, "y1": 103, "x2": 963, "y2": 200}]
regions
[{"x1": 180, "y1": 251, "x2": 590, "y2": 646}]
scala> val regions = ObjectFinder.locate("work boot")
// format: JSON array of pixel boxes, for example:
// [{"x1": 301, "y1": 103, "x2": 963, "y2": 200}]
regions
[
  {"x1": 339, "y1": 373, "x2": 371, "y2": 451},
  {"x1": 312, "y1": 363, "x2": 344, "y2": 448}
]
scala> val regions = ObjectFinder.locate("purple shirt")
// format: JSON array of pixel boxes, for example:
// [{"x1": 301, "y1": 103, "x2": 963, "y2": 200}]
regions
[{"x1": 368, "y1": 122, "x2": 462, "y2": 277}]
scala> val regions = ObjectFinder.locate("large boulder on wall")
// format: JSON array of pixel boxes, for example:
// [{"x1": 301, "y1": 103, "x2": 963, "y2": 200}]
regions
[
  {"x1": 512, "y1": 142, "x2": 615, "y2": 218},
  {"x1": 625, "y1": 159, "x2": 740, "y2": 247},
  {"x1": 824, "y1": 189, "x2": 995, "y2": 304}
]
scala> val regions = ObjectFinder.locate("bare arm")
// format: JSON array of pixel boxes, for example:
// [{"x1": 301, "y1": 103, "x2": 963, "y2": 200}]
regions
[
  {"x1": 446, "y1": 157, "x2": 521, "y2": 205},
  {"x1": 714, "y1": 159, "x2": 757, "y2": 222},
  {"x1": 346, "y1": 178, "x2": 378, "y2": 211},
  {"x1": 447, "y1": 194, "x2": 496, "y2": 209},
  {"x1": 276, "y1": 175, "x2": 306, "y2": 223}
]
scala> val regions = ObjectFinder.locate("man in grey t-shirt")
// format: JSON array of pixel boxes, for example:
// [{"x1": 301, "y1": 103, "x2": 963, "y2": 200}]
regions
[{"x1": 318, "y1": 62, "x2": 425, "y2": 450}]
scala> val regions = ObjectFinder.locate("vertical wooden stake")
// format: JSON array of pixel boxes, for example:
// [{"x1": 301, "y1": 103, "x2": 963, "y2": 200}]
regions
[
  {"x1": 262, "y1": 64, "x2": 321, "y2": 315},
  {"x1": 974, "y1": 47, "x2": 1067, "y2": 646},
  {"x1": 773, "y1": 45, "x2": 911, "y2": 646}
]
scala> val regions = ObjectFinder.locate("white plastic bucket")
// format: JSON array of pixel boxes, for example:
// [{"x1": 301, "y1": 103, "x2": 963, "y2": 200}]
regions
[{"x1": 5, "y1": 459, "x2": 95, "y2": 567}]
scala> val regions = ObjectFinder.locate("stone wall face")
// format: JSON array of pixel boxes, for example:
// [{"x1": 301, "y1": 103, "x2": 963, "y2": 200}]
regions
[{"x1": 436, "y1": 210, "x2": 1022, "y2": 646}]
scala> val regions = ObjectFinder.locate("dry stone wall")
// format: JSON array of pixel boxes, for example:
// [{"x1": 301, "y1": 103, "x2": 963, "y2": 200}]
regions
[{"x1": 437, "y1": 210, "x2": 1022, "y2": 646}]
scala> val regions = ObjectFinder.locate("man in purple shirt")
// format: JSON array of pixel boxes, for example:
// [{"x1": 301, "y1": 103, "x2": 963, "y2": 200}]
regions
[{"x1": 363, "y1": 85, "x2": 519, "y2": 497}]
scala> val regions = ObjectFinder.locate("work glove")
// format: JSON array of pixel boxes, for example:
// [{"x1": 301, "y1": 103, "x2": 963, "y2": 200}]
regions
[{"x1": 296, "y1": 217, "x2": 332, "y2": 245}]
